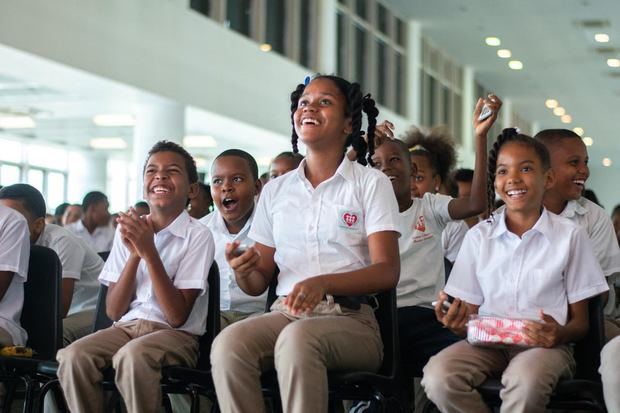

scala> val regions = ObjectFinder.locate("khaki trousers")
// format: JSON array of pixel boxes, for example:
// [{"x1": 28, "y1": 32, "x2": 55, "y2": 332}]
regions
[
  {"x1": 219, "y1": 310, "x2": 254, "y2": 330},
  {"x1": 600, "y1": 336, "x2": 620, "y2": 413},
  {"x1": 0, "y1": 327, "x2": 13, "y2": 347},
  {"x1": 57, "y1": 319, "x2": 198, "y2": 413},
  {"x1": 62, "y1": 309, "x2": 96, "y2": 346},
  {"x1": 210, "y1": 299, "x2": 383, "y2": 413},
  {"x1": 421, "y1": 340, "x2": 575, "y2": 413}
]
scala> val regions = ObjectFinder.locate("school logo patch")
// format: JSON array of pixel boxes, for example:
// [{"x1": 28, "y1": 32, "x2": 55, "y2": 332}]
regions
[
  {"x1": 338, "y1": 208, "x2": 361, "y2": 230},
  {"x1": 415, "y1": 215, "x2": 426, "y2": 232}
]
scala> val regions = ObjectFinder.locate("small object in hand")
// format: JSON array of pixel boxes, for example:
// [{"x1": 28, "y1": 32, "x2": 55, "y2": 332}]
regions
[
  {"x1": 432, "y1": 300, "x2": 452, "y2": 312},
  {"x1": 0, "y1": 346, "x2": 33, "y2": 357},
  {"x1": 478, "y1": 103, "x2": 493, "y2": 121},
  {"x1": 232, "y1": 244, "x2": 249, "y2": 257}
]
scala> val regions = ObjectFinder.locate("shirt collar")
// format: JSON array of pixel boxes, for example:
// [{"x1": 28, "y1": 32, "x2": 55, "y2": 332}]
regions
[
  {"x1": 296, "y1": 157, "x2": 356, "y2": 185},
  {"x1": 158, "y1": 210, "x2": 191, "y2": 239},
  {"x1": 488, "y1": 207, "x2": 553, "y2": 241},
  {"x1": 560, "y1": 198, "x2": 588, "y2": 218},
  {"x1": 212, "y1": 204, "x2": 255, "y2": 237}
]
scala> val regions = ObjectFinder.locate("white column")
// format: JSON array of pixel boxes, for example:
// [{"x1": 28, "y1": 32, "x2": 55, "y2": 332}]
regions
[
  {"x1": 131, "y1": 101, "x2": 185, "y2": 202},
  {"x1": 501, "y1": 98, "x2": 513, "y2": 129},
  {"x1": 406, "y1": 21, "x2": 422, "y2": 126},
  {"x1": 316, "y1": 0, "x2": 337, "y2": 74},
  {"x1": 461, "y1": 66, "x2": 475, "y2": 155},
  {"x1": 531, "y1": 121, "x2": 541, "y2": 136}
]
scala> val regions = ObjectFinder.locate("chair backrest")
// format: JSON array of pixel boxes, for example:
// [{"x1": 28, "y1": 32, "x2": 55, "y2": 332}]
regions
[
  {"x1": 373, "y1": 289, "x2": 400, "y2": 378},
  {"x1": 195, "y1": 261, "x2": 220, "y2": 370},
  {"x1": 264, "y1": 268, "x2": 280, "y2": 312},
  {"x1": 444, "y1": 257, "x2": 453, "y2": 283},
  {"x1": 98, "y1": 251, "x2": 110, "y2": 262},
  {"x1": 574, "y1": 294, "x2": 605, "y2": 380},
  {"x1": 21, "y1": 245, "x2": 63, "y2": 360},
  {"x1": 92, "y1": 284, "x2": 113, "y2": 333}
]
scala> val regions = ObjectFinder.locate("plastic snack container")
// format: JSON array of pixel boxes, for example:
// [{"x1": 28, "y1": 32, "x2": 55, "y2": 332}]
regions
[{"x1": 467, "y1": 314, "x2": 538, "y2": 348}]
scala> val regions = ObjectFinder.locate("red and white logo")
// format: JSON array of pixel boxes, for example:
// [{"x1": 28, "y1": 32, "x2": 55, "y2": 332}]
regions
[
  {"x1": 415, "y1": 215, "x2": 426, "y2": 232},
  {"x1": 343, "y1": 213, "x2": 358, "y2": 227}
]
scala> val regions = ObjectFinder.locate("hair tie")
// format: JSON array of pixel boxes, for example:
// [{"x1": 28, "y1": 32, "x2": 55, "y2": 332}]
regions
[
  {"x1": 409, "y1": 144, "x2": 429, "y2": 152},
  {"x1": 304, "y1": 76, "x2": 311, "y2": 86}
]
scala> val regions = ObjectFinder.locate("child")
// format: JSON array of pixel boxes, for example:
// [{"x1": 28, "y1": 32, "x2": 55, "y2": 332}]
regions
[
  {"x1": 422, "y1": 129, "x2": 609, "y2": 413},
  {"x1": 61, "y1": 204, "x2": 82, "y2": 227},
  {"x1": 269, "y1": 151, "x2": 304, "y2": 180},
  {"x1": 56, "y1": 141, "x2": 215, "y2": 413},
  {"x1": 0, "y1": 203, "x2": 30, "y2": 347},
  {"x1": 188, "y1": 183, "x2": 213, "y2": 220},
  {"x1": 200, "y1": 149, "x2": 266, "y2": 329},
  {"x1": 600, "y1": 335, "x2": 620, "y2": 411},
  {"x1": 66, "y1": 191, "x2": 115, "y2": 253},
  {"x1": 0, "y1": 184, "x2": 102, "y2": 346},
  {"x1": 535, "y1": 129, "x2": 620, "y2": 340},
  {"x1": 210, "y1": 75, "x2": 401, "y2": 413}
]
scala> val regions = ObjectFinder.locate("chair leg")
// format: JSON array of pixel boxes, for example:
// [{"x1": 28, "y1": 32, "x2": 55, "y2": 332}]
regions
[
  {"x1": 22, "y1": 377, "x2": 36, "y2": 413},
  {"x1": 190, "y1": 387, "x2": 200, "y2": 413},
  {"x1": 161, "y1": 392, "x2": 173, "y2": 413},
  {"x1": 2, "y1": 380, "x2": 16, "y2": 413}
]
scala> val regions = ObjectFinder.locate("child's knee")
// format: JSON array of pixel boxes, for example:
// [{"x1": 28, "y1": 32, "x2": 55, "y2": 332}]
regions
[
  {"x1": 421, "y1": 355, "x2": 453, "y2": 398},
  {"x1": 274, "y1": 323, "x2": 319, "y2": 368},
  {"x1": 57, "y1": 341, "x2": 94, "y2": 367},
  {"x1": 111, "y1": 340, "x2": 154, "y2": 371},
  {"x1": 210, "y1": 322, "x2": 257, "y2": 369}
]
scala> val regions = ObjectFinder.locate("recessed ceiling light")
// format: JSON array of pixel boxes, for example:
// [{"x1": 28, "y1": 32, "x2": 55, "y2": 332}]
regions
[
  {"x1": 583, "y1": 137, "x2": 593, "y2": 146},
  {"x1": 259, "y1": 43, "x2": 272, "y2": 52},
  {"x1": 545, "y1": 99, "x2": 559, "y2": 109},
  {"x1": 485, "y1": 37, "x2": 501, "y2": 46},
  {"x1": 90, "y1": 137, "x2": 127, "y2": 150},
  {"x1": 595, "y1": 33, "x2": 610, "y2": 43},
  {"x1": 608, "y1": 58, "x2": 620, "y2": 68},
  {"x1": 497, "y1": 49, "x2": 512, "y2": 58},
  {"x1": 602, "y1": 157, "x2": 612, "y2": 167},
  {"x1": 573, "y1": 127, "x2": 584, "y2": 136},
  {"x1": 183, "y1": 135, "x2": 217, "y2": 148},
  {"x1": 561, "y1": 114, "x2": 572, "y2": 124},
  {"x1": 508, "y1": 60, "x2": 523, "y2": 70},
  {"x1": 0, "y1": 115, "x2": 35, "y2": 129},
  {"x1": 553, "y1": 107, "x2": 566, "y2": 116},
  {"x1": 92, "y1": 114, "x2": 135, "y2": 127}
]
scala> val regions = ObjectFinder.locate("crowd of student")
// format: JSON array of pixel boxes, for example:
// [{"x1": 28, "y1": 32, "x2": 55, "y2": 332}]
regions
[{"x1": 0, "y1": 74, "x2": 618, "y2": 413}]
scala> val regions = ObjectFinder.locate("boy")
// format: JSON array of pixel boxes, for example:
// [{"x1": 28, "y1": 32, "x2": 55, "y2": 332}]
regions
[
  {"x1": 0, "y1": 203, "x2": 30, "y2": 347},
  {"x1": 535, "y1": 129, "x2": 620, "y2": 340},
  {"x1": 0, "y1": 184, "x2": 102, "y2": 346},
  {"x1": 200, "y1": 149, "x2": 266, "y2": 328},
  {"x1": 268, "y1": 151, "x2": 304, "y2": 180},
  {"x1": 66, "y1": 191, "x2": 114, "y2": 253},
  {"x1": 188, "y1": 183, "x2": 213, "y2": 220},
  {"x1": 61, "y1": 204, "x2": 82, "y2": 227},
  {"x1": 57, "y1": 141, "x2": 215, "y2": 413}
]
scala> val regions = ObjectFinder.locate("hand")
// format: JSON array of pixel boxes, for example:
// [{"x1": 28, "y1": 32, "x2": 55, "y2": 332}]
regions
[
  {"x1": 473, "y1": 94, "x2": 502, "y2": 139},
  {"x1": 225, "y1": 241, "x2": 261, "y2": 280},
  {"x1": 117, "y1": 215, "x2": 137, "y2": 256},
  {"x1": 435, "y1": 291, "x2": 470, "y2": 336},
  {"x1": 523, "y1": 310, "x2": 565, "y2": 348},
  {"x1": 284, "y1": 276, "x2": 327, "y2": 316},
  {"x1": 373, "y1": 120, "x2": 395, "y2": 146},
  {"x1": 117, "y1": 208, "x2": 156, "y2": 260}
]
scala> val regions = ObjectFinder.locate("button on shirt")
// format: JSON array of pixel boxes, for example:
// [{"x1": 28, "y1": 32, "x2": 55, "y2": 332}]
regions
[
  {"x1": 35, "y1": 224, "x2": 102, "y2": 316},
  {"x1": 200, "y1": 208, "x2": 267, "y2": 313},
  {"x1": 99, "y1": 211, "x2": 215, "y2": 336},
  {"x1": 66, "y1": 220, "x2": 115, "y2": 253},
  {"x1": 249, "y1": 158, "x2": 400, "y2": 296},
  {"x1": 0, "y1": 205, "x2": 30, "y2": 345},
  {"x1": 445, "y1": 208, "x2": 608, "y2": 325}
]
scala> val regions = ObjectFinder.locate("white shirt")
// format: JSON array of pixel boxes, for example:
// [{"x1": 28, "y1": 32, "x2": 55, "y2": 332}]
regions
[
  {"x1": 397, "y1": 193, "x2": 452, "y2": 309},
  {"x1": 66, "y1": 220, "x2": 115, "y2": 253},
  {"x1": 250, "y1": 158, "x2": 400, "y2": 296},
  {"x1": 445, "y1": 208, "x2": 608, "y2": 325},
  {"x1": 0, "y1": 205, "x2": 30, "y2": 345},
  {"x1": 442, "y1": 220, "x2": 468, "y2": 263},
  {"x1": 200, "y1": 208, "x2": 267, "y2": 313},
  {"x1": 559, "y1": 197, "x2": 620, "y2": 316},
  {"x1": 35, "y1": 224, "x2": 102, "y2": 316},
  {"x1": 99, "y1": 211, "x2": 215, "y2": 336}
]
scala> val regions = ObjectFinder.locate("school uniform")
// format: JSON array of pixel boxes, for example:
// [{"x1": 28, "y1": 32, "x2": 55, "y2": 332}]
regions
[
  {"x1": 200, "y1": 208, "x2": 267, "y2": 328},
  {"x1": 442, "y1": 220, "x2": 468, "y2": 263},
  {"x1": 35, "y1": 223, "x2": 103, "y2": 345},
  {"x1": 599, "y1": 335, "x2": 620, "y2": 412},
  {"x1": 210, "y1": 158, "x2": 400, "y2": 413},
  {"x1": 66, "y1": 219, "x2": 115, "y2": 253},
  {"x1": 57, "y1": 210, "x2": 214, "y2": 413},
  {"x1": 0, "y1": 204, "x2": 30, "y2": 346},
  {"x1": 422, "y1": 208, "x2": 609, "y2": 413}
]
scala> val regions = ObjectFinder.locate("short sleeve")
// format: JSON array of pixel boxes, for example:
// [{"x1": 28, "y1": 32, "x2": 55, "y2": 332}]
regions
[
  {"x1": 53, "y1": 233, "x2": 86, "y2": 280},
  {"x1": 98, "y1": 227, "x2": 129, "y2": 286},
  {"x1": 426, "y1": 193, "x2": 453, "y2": 229},
  {"x1": 173, "y1": 228, "x2": 215, "y2": 294},
  {"x1": 361, "y1": 172, "x2": 401, "y2": 236},
  {"x1": 564, "y1": 227, "x2": 609, "y2": 303},
  {"x1": 444, "y1": 229, "x2": 484, "y2": 305},
  {"x1": 0, "y1": 213, "x2": 30, "y2": 281},
  {"x1": 248, "y1": 183, "x2": 275, "y2": 248},
  {"x1": 443, "y1": 221, "x2": 468, "y2": 263}
]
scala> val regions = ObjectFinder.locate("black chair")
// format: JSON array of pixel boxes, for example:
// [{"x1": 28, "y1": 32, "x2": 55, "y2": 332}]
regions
[
  {"x1": 97, "y1": 251, "x2": 110, "y2": 262},
  {"x1": 477, "y1": 295, "x2": 607, "y2": 412},
  {"x1": 0, "y1": 246, "x2": 63, "y2": 413}
]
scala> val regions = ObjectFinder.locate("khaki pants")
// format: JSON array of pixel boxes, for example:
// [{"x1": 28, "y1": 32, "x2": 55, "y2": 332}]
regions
[
  {"x1": 56, "y1": 319, "x2": 198, "y2": 413},
  {"x1": 0, "y1": 327, "x2": 13, "y2": 347},
  {"x1": 422, "y1": 340, "x2": 575, "y2": 413},
  {"x1": 62, "y1": 309, "x2": 95, "y2": 346},
  {"x1": 210, "y1": 298, "x2": 383, "y2": 413},
  {"x1": 219, "y1": 310, "x2": 254, "y2": 330},
  {"x1": 600, "y1": 336, "x2": 620, "y2": 413}
]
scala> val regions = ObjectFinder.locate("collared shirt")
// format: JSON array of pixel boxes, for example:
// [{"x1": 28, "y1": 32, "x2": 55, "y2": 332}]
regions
[
  {"x1": 397, "y1": 193, "x2": 452, "y2": 309},
  {"x1": 250, "y1": 158, "x2": 400, "y2": 296},
  {"x1": 559, "y1": 197, "x2": 620, "y2": 316},
  {"x1": 446, "y1": 208, "x2": 608, "y2": 325},
  {"x1": 99, "y1": 211, "x2": 214, "y2": 336},
  {"x1": 35, "y1": 224, "x2": 102, "y2": 315},
  {"x1": 200, "y1": 208, "x2": 267, "y2": 313},
  {"x1": 0, "y1": 205, "x2": 30, "y2": 345},
  {"x1": 442, "y1": 220, "x2": 468, "y2": 263},
  {"x1": 66, "y1": 220, "x2": 115, "y2": 253}
]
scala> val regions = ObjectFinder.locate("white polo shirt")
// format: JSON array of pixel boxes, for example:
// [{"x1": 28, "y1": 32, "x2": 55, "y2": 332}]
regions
[
  {"x1": 99, "y1": 210, "x2": 215, "y2": 336},
  {"x1": 0, "y1": 204, "x2": 30, "y2": 345},
  {"x1": 200, "y1": 208, "x2": 267, "y2": 314},
  {"x1": 249, "y1": 158, "x2": 400, "y2": 296},
  {"x1": 559, "y1": 197, "x2": 620, "y2": 316},
  {"x1": 445, "y1": 208, "x2": 608, "y2": 325},
  {"x1": 35, "y1": 224, "x2": 102, "y2": 316},
  {"x1": 66, "y1": 220, "x2": 115, "y2": 253},
  {"x1": 442, "y1": 220, "x2": 468, "y2": 263},
  {"x1": 397, "y1": 193, "x2": 452, "y2": 309}
]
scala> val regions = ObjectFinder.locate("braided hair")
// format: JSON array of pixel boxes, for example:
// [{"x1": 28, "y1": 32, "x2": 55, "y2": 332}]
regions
[
  {"x1": 402, "y1": 126, "x2": 457, "y2": 184},
  {"x1": 289, "y1": 75, "x2": 379, "y2": 166},
  {"x1": 486, "y1": 128, "x2": 551, "y2": 218}
]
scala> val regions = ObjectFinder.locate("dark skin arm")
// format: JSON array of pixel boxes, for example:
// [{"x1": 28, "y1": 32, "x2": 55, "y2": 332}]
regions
[
  {"x1": 435, "y1": 290, "x2": 479, "y2": 337},
  {"x1": 61, "y1": 279, "x2": 75, "y2": 318},
  {"x1": 523, "y1": 300, "x2": 589, "y2": 348}
]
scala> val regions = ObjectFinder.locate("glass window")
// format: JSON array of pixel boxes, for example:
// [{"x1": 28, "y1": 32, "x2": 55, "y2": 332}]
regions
[
  {"x1": 266, "y1": 0, "x2": 285, "y2": 54},
  {"x1": 395, "y1": 52, "x2": 405, "y2": 115},
  {"x1": 189, "y1": 0, "x2": 211, "y2": 17},
  {"x1": 355, "y1": 0, "x2": 367, "y2": 20},
  {"x1": 337, "y1": 12, "x2": 346, "y2": 76},
  {"x1": 0, "y1": 164, "x2": 20, "y2": 186},
  {"x1": 0, "y1": 139, "x2": 22, "y2": 163},
  {"x1": 442, "y1": 85, "x2": 451, "y2": 126},
  {"x1": 376, "y1": 39, "x2": 388, "y2": 105},
  {"x1": 299, "y1": 0, "x2": 311, "y2": 68},
  {"x1": 27, "y1": 169, "x2": 44, "y2": 193},
  {"x1": 47, "y1": 172, "x2": 66, "y2": 213},
  {"x1": 28, "y1": 144, "x2": 68, "y2": 171},
  {"x1": 354, "y1": 24, "x2": 366, "y2": 89},
  {"x1": 225, "y1": 0, "x2": 252, "y2": 37},
  {"x1": 429, "y1": 75, "x2": 437, "y2": 125},
  {"x1": 377, "y1": 4, "x2": 389, "y2": 35},
  {"x1": 396, "y1": 18, "x2": 405, "y2": 46}
]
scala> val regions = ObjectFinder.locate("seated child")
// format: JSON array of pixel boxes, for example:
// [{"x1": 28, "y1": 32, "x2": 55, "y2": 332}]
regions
[
  {"x1": 188, "y1": 183, "x2": 213, "y2": 220},
  {"x1": 422, "y1": 129, "x2": 608, "y2": 413},
  {"x1": 56, "y1": 141, "x2": 215, "y2": 413},
  {"x1": 0, "y1": 184, "x2": 102, "y2": 345},
  {"x1": 200, "y1": 149, "x2": 267, "y2": 329},
  {"x1": 66, "y1": 191, "x2": 115, "y2": 253}
]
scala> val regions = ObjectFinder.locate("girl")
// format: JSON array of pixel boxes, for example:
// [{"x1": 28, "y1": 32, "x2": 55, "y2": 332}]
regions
[
  {"x1": 422, "y1": 129, "x2": 609, "y2": 413},
  {"x1": 210, "y1": 75, "x2": 401, "y2": 413}
]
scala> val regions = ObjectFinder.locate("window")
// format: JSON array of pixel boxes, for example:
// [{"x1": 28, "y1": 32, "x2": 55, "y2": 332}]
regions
[
  {"x1": 0, "y1": 164, "x2": 20, "y2": 187},
  {"x1": 225, "y1": 0, "x2": 252, "y2": 37},
  {"x1": 266, "y1": 0, "x2": 285, "y2": 54},
  {"x1": 27, "y1": 169, "x2": 44, "y2": 193},
  {"x1": 354, "y1": 24, "x2": 367, "y2": 89},
  {"x1": 47, "y1": 172, "x2": 66, "y2": 212}
]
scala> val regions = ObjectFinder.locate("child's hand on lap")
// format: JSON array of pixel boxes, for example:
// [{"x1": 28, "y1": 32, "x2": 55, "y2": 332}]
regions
[
  {"x1": 117, "y1": 208, "x2": 157, "y2": 260},
  {"x1": 284, "y1": 276, "x2": 327, "y2": 315},
  {"x1": 226, "y1": 240, "x2": 261, "y2": 280},
  {"x1": 435, "y1": 291, "x2": 470, "y2": 337},
  {"x1": 523, "y1": 310, "x2": 565, "y2": 348}
]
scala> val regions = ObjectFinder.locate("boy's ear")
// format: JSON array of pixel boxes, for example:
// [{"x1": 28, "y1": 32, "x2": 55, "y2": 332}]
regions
[
  {"x1": 254, "y1": 178, "x2": 263, "y2": 196},
  {"x1": 31, "y1": 217, "x2": 45, "y2": 242},
  {"x1": 188, "y1": 182, "x2": 200, "y2": 200},
  {"x1": 544, "y1": 168, "x2": 556, "y2": 190}
]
